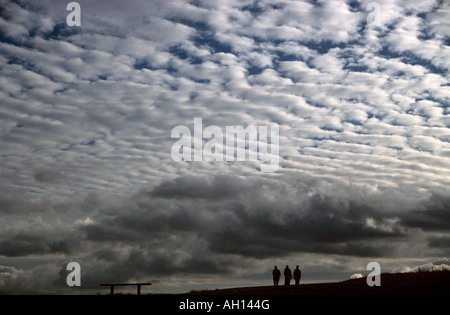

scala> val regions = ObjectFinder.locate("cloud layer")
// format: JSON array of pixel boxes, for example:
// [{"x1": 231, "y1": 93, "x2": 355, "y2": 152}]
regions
[{"x1": 0, "y1": 0, "x2": 449, "y2": 294}]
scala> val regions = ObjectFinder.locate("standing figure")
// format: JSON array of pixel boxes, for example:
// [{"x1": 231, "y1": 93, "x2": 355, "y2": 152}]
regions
[
  {"x1": 272, "y1": 266, "x2": 281, "y2": 286},
  {"x1": 284, "y1": 265, "x2": 292, "y2": 285},
  {"x1": 294, "y1": 265, "x2": 302, "y2": 285}
]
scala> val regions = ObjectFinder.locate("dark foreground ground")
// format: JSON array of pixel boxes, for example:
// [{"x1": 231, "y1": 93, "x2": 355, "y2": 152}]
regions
[{"x1": 185, "y1": 271, "x2": 450, "y2": 295}]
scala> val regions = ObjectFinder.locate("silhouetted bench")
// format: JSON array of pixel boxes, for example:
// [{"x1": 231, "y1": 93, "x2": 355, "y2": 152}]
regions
[{"x1": 100, "y1": 282, "x2": 152, "y2": 295}]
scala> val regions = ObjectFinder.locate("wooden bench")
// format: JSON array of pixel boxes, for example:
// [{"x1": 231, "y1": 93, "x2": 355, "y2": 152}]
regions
[{"x1": 99, "y1": 282, "x2": 152, "y2": 295}]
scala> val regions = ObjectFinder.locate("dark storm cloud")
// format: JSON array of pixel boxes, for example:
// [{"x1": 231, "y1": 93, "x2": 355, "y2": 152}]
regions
[
  {"x1": 0, "y1": 234, "x2": 73, "y2": 257},
  {"x1": 0, "y1": 188, "x2": 29, "y2": 214},
  {"x1": 34, "y1": 170, "x2": 66, "y2": 184},
  {"x1": 151, "y1": 174, "x2": 247, "y2": 200},
  {"x1": 0, "y1": 224, "x2": 81, "y2": 257},
  {"x1": 0, "y1": 173, "x2": 448, "y2": 294},
  {"x1": 427, "y1": 236, "x2": 450, "y2": 249},
  {"x1": 78, "y1": 174, "x2": 408, "y2": 261},
  {"x1": 45, "y1": 173, "x2": 406, "y2": 286},
  {"x1": 65, "y1": 173, "x2": 449, "y2": 264},
  {"x1": 117, "y1": 248, "x2": 231, "y2": 277},
  {"x1": 400, "y1": 194, "x2": 450, "y2": 232},
  {"x1": 207, "y1": 196, "x2": 404, "y2": 258}
]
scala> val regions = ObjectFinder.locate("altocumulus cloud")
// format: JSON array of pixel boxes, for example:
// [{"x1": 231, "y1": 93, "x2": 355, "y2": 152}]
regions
[{"x1": 0, "y1": 0, "x2": 450, "y2": 294}]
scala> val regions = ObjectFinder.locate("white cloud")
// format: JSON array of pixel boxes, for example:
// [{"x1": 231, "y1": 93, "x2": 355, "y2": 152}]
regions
[{"x1": 350, "y1": 273, "x2": 363, "y2": 279}]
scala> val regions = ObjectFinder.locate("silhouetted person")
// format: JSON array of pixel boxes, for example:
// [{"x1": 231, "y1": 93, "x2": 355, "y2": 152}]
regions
[
  {"x1": 284, "y1": 265, "x2": 292, "y2": 285},
  {"x1": 294, "y1": 265, "x2": 302, "y2": 285},
  {"x1": 272, "y1": 266, "x2": 281, "y2": 286}
]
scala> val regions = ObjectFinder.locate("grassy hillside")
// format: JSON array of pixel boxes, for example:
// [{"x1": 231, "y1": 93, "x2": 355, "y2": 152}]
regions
[{"x1": 186, "y1": 270, "x2": 450, "y2": 295}]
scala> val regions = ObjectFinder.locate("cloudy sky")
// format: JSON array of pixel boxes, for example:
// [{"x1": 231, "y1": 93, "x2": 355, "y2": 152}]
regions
[{"x1": 0, "y1": 0, "x2": 449, "y2": 294}]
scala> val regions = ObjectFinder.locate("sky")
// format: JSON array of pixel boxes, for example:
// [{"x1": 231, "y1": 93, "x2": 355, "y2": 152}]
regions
[{"x1": 0, "y1": 0, "x2": 449, "y2": 294}]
